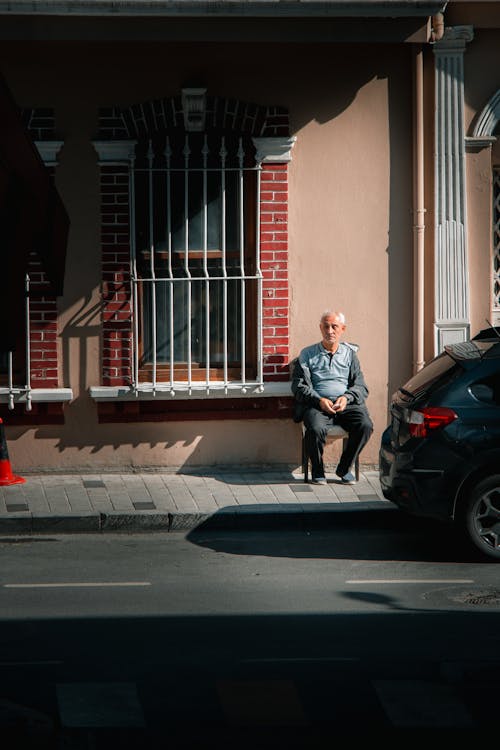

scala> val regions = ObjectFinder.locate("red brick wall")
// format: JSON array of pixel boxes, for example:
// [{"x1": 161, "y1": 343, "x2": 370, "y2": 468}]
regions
[
  {"x1": 261, "y1": 162, "x2": 289, "y2": 382},
  {"x1": 28, "y1": 254, "x2": 59, "y2": 388},
  {"x1": 28, "y1": 161, "x2": 59, "y2": 389}
]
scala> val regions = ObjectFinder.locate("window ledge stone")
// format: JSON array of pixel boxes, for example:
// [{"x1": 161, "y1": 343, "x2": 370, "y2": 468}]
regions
[
  {"x1": 0, "y1": 388, "x2": 73, "y2": 404},
  {"x1": 90, "y1": 382, "x2": 292, "y2": 401}
]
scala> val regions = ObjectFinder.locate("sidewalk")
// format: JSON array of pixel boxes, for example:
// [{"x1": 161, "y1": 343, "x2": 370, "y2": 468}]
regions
[{"x1": 0, "y1": 469, "x2": 392, "y2": 534}]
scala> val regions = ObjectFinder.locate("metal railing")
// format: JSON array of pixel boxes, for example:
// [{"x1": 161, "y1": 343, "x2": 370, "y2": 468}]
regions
[
  {"x1": 129, "y1": 134, "x2": 263, "y2": 396},
  {"x1": 493, "y1": 169, "x2": 500, "y2": 318},
  {"x1": 1, "y1": 275, "x2": 32, "y2": 411}
]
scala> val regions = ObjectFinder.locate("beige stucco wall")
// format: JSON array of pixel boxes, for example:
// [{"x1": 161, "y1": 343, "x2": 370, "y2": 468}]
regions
[{"x1": 1, "y1": 40, "x2": 415, "y2": 470}]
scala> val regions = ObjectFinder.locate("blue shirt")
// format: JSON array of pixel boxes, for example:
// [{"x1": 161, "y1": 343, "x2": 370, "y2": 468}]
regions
[{"x1": 298, "y1": 342, "x2": 354, "y2": 400}]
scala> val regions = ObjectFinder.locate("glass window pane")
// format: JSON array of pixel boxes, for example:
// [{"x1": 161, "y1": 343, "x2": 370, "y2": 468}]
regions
[{"x1": 142, "y1": 261, "x2": 243, "y2": 366}]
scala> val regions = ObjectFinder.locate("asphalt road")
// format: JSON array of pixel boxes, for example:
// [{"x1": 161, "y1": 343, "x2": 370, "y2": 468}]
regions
[{"x1": 0, "y1": 507, "x2": 499, "y2": 747}]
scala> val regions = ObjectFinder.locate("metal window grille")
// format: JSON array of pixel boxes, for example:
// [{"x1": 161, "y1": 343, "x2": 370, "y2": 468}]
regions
[
  {"x1": 0, "y1": 275, "x2": 32, "y2": 410},
  {"x1": 493, "y1": 168, "x2": 500, "y2": 315},
  {"x1": 130, "y1": 133, "x2": 263, "y2": 395}
]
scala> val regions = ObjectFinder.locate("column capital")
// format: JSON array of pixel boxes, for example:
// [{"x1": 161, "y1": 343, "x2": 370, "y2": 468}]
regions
[
  {"x1": 35, "y1": 140, "x2": 64, "y2": 166},
  {"x1": 252, "y1": 136, "x2": 296, "y2": 164},
  {"x1": 92, "y1": 140, "x2": 137, "y2": 164},
  {"x1": 433, "y1": 25, "x2": 474, "y2": 54}
]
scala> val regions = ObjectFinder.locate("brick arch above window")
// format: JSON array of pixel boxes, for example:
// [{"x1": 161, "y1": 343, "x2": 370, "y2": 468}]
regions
[{"x1": 98, "y1": 93, "x2": 289, "y2": 140}]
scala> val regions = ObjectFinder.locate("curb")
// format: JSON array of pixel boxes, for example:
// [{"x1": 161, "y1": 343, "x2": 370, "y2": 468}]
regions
[{"x1": 0, "y1": 501, "x2": 395, "y2": 535}]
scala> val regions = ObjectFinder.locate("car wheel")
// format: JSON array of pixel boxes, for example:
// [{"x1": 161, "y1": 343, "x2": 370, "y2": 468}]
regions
[{"x1": 463, "y1": 475, "x2": 500, "y2": 560}]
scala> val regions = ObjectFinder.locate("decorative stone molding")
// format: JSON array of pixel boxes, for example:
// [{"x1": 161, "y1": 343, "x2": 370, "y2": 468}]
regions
[
  {"x1": 433, "y1": 24, "x2": 473, "y2": 51},
  {"x1": 433, "y1": 25, "x2": 473, "y2": 352},
  {"x1": 465, "y1": 136, "x2": 497, "y2": 153},
  {"x1": 92, "y1": 140, "x2": 137, "y2": 164},
  {"x1": 181, "y1": 87, "x2": 207, "y2": 132},
  {"x1": 252, "y1": 136, "x2": 296, "y2": 164},
  {"x1": 473, "y1": 89, "x2": 500, "y2": 139},
  {"x1": 35, "y1": 140, "x2": 64, "y2": 165}
]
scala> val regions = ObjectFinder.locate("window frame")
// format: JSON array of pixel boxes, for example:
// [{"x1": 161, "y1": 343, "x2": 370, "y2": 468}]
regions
[{"x1": 130, "y1": 133, "x2": 260, "y2": 388}]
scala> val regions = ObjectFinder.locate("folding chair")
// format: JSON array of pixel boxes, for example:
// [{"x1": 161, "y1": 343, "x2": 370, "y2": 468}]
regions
[{"x1": 301, "y1": 423, "x2": 360, "y2": 483}]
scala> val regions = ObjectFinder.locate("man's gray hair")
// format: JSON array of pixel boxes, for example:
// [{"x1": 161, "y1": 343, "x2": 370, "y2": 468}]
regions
[{"x1": 320, "y1": 310, "x2": 346, "y2": 324}]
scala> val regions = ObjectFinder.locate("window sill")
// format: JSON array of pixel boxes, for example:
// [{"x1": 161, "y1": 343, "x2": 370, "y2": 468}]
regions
[
  {"x1": 0, "y1": 389, "x2": 73, "y2": 424},
  {"x1": 90, "y1": 381, "x2": 292, "y2": 401},
  {"x1": 0, "y1": 388, "x2": 73, "y2": 405}
]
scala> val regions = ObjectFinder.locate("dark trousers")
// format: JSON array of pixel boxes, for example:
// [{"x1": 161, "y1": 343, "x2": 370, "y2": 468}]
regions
[{"x1": 303, "y1": 404, "x2": 373, "y2": 478}]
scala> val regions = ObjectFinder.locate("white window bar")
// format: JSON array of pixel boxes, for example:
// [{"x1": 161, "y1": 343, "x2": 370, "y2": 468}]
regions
[
  {"x1": 256, "y1": 162, "x2": 263, "y2": 387},
  {"x1": 165, "y1": 137, "x2": 175, "y2": 392},
  {"x1": 129, "y1": 152, "x2": 139, "y2": 392},
  {"x1": 238, "y1": 138, "x2": 247, "y2": 390},
  {"x1": 183, "y1": 135, "x2": 193, "y2": 391},
  {"x1": 7, "y1": 352, "x2": 14, "y2": 410},
  {"x1": 220, "y1": 136, "x2": 229, "y2": 390},
  {"x1": 202, "y1": 134, "x2": 210, "y2": 390},
  {"x1": 147, "y1": 140, "x2": 157, "y2": 393}
]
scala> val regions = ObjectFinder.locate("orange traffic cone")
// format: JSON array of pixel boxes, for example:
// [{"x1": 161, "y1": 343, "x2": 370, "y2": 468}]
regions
[{"x1": 0, "y1": 418, "x2": 25, "y2": 486}]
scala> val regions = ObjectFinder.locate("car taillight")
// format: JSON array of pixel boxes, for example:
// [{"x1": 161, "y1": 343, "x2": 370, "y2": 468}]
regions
[{"x1": 407, "y1": 407, "x2": 458, "y2": 438}]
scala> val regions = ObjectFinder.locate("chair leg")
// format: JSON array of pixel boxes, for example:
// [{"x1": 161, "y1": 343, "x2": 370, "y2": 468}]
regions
[
  {"x1": 343, "y1": 437, "x2": 360, "y2": 480},
  {"x1": 302, "y1": 431, "x2": 309, "y2": 483}
]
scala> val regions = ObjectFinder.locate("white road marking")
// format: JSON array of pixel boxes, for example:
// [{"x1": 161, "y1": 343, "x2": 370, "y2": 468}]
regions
[
  {"x1": 3, "y1": 582, "x2": 151, "y2": 588},
  {"x1": 345, "y1": 579, "x2": 474, "y2": 585}
]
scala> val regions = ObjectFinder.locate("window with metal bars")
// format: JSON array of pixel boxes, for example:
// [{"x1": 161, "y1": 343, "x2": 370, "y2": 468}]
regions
[
  {"x1": 131, "y1": 131, "x2": 261, "y2": 389},
  {"x1": 493, "y1": 168, "x2": 500, "y2": 315}
]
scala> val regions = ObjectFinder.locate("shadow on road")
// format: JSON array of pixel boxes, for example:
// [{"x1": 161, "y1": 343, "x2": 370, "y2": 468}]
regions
[
  {"x1": 0, "y1": 609, "x2": 499, "y2": 747},
  {"x1": 186, "y1": 505, "x2": 482, "y2": 564}
]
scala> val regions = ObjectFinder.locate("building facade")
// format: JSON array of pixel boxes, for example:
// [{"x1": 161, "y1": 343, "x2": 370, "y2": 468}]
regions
[{"x1": 0, "y1": 0, "x2": 499, "y2": 472}]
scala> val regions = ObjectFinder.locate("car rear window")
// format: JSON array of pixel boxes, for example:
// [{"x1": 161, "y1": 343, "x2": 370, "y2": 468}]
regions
[{"x1": 398, "y1": 352, "x2": 460, "y2": 399}]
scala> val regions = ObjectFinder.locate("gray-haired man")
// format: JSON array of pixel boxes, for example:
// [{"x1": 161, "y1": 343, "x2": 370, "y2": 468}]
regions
[{"x1": 291, "y1": 311, "x2": 373, "y2": 484}]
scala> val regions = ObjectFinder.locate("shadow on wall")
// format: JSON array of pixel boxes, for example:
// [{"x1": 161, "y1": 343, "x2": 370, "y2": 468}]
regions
[
  {"x1": 5, "y1": 418, "x2": 303, "y2": 472},
  {"x1": 61, "y1": 297, "x2": 104, "y2": 398}
]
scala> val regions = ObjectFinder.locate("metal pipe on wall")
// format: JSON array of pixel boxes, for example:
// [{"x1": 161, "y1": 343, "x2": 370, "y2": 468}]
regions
[{"x1": 413, "y1": 46, "x2": 426, "y2": 373}]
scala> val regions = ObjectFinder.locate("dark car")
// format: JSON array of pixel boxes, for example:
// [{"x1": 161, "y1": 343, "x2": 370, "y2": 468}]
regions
[{"x1": 379, "y1": 329, "x2": 500, "y2": 560}]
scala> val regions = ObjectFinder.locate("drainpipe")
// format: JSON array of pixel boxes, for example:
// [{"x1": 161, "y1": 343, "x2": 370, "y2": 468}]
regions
[
  {"x1": 413, "y1": 46, "x2": 426, "y2": 373},
  {"x1": 411, "y1": 12, "x2": 445, "y2": 373}
]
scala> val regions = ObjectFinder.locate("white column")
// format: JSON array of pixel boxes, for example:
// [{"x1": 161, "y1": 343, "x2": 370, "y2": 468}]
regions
[{"x1": 433, "y1": 25, "x2": 474, "y2": 352}]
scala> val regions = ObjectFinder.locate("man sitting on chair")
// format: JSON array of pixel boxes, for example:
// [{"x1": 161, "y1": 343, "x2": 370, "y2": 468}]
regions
[{"x1": 291, "y1": 310, "x2": 373, "y2": 485}]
